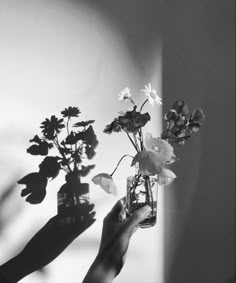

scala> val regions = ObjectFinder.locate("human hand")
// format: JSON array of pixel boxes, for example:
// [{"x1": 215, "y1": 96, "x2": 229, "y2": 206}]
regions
[
  {"x1": 0, "y1": 203, "x2": 95, "y2": 282},
  {"x1": 83, "y1": 198, "x2": 151, "y2": 283}
]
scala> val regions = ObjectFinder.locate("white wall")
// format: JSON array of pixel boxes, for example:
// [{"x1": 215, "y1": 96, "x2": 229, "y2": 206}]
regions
[{"x1": 0, "y1": 1, "x2": 162, "y2": 282}]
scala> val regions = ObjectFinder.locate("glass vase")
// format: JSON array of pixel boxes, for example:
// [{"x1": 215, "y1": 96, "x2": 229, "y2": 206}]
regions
[
  {"x1": 57, "y1": 172, "x2": 89, "y2": 223},
  {"x1": 126, "y1": 174, "x2": 158, "y2": 228}
]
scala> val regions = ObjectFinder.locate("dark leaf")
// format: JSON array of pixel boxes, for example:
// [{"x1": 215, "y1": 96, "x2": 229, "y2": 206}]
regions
[
  {"x1": 85, "y1": 145, "x2": 96, "y2": 159},
  {"x1": 104, "y1": 118, "x2": 122, "y2": 134},
  {"x1": 118, "y1": 107, "x2": 150, "y2": 133},
  {"x1": 73, "y1": 120, "x2": 95, "y2": 127},
  {"x1": 39, "y1": 156, "x2": 61, "y2": 179},
  {"x1": 77, "y1": 126, "x2": 98, "y2": 148},
  {"x1": 29, "y1": 135, "x2": 42, "y2": 144},
  {"x1": 18, "y1": 172, "x2": 48, "y2": 204},
  {"x1": 27, "y1": 141, "x2": 52, "y2": 156},
  {"x1": 64, "y1": 132, "x2": 79, "y2": 145}
]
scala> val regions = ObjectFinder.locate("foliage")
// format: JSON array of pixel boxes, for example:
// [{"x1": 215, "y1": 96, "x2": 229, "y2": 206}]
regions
[
  {"x1": 18, "y1": 107, "x2": 98, "y2": 204},
  {"x1": 92, "y1": 84, "x2": 205, "y2": 194}
]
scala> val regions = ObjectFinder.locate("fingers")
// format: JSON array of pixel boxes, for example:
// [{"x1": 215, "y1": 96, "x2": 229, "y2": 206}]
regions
[
  {"x1": 124, "y1": 205, "x2": 151, "y2": 234},
  {"x1": 105, "y1": 197, "x2": 126, "y2": 221}
]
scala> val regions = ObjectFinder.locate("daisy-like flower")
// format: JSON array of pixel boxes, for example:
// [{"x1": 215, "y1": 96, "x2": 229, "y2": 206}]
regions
[
  {"x1": 141, "y1": 83, "x2": 162, "y2": 106},
  {"x1": 118, "y1": 87, "x2": 132, "y2": 101},
  {"x1": 61, "y1": 106, "x2": 81, "y2": 118}
]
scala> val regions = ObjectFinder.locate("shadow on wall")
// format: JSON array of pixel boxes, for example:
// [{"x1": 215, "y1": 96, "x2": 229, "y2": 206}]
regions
[{"x1": 163, "y1": 1, "x2": 235, "y2": 283}]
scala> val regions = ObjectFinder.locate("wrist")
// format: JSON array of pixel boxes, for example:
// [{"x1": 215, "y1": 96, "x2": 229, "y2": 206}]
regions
[
  {"x1": 82, "y1": 253, "x2": 117, "y2": 283},
  {"x1": 0, "y1": 253, "x2": 30, "y2": 282}
]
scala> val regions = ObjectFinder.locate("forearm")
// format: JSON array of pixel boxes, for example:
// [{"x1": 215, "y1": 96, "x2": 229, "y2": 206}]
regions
[
  {"x1": 0, "y1": 253, "x2": 31, "y2": 282},
  {"x1": 82, "y1": 254, "x2": 117, "y2": 283}
]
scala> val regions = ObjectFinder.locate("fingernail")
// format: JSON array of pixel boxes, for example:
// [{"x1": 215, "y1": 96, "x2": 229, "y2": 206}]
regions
[{"x1": 142, "y1": 205, "x2": 151, "y2": 216}]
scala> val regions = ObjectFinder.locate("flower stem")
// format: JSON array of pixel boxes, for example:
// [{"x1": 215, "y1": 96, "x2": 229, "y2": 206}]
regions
[
  {"x1": 129, "y1": 97, "x2": 136, "y2": 106},
  {"x1": 110, "y1": 154, "x2": 133, "y2": 176},
  {"x1": 140, "y1": 98, "x2": 149, "y2": 113},
  {"x1": 126, "y1": 133, "x2": 139, "y2": 152},
  {"x1": 138, "y1": 128, "x2": 145, "y2": 151},
  {"x1": 133, "y1": 133, "x2": 140, "y2": 152},
  {"x1": 54, "y1": 137, "x2": 73, "y2": 173}
]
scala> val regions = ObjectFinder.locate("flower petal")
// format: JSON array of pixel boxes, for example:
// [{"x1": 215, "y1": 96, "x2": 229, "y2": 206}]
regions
[
  {"x1": 92, "y1": 173, "x2": 118, "y2": 196},
  {"x1": 145, "y1": 133, "x2": 176, "y2": 164},
  {"x1": 158, "y1": 168, "x2": 176, "y2": 185},
  {"x1": 131, "y1": 151, "x2": 163, "y2": 176}
]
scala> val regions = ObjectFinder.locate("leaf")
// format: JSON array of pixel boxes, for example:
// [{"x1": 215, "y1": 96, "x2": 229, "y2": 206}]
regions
[
  {"x1": 103, "y1": 118, "x2": 122, "y2": 134},
  {"x1": 18, "y1": 172, "x2": 48, "y2": 204},
  {"x1": 27, "y1": 141, "x2": 52, "y2": 156},
  {"x1": 39, "y1": 156, "x2": 61, "y2": 179},
  {"x1": 131, "y1": 151, "x2": 163, "y2": 176},
  {"x1": 29, "y1": 135, "x2": 42, "y2": 144},
  {"x1": 73, "y1": 120, "x2": 95, "y2": 127},
  {"x1": 118, "y1": 106, "x2": 151, "y2": 133},
  {"x1": 77, "y1": 126, "x2": 98, "y2": 148},
  {"x1": 64, "y1": 132, "x2": 79, "y2": 145}
]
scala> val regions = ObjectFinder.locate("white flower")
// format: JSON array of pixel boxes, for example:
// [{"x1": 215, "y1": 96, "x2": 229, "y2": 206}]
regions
[
  {"x1": 118, "y1": 87, "x2": 132, "y2": 101},
  {"x1": 157, "y1": 168, "x2": 176, "y2": 185},
  {"x1": 141, "y1": 83, "x2": 162, "y2": 106},
  {"x1": 92, "y1": 173, "x2": 118, "y2": 195},
  {"x1": 145, "y1": 133, "x2": 176, "y2": 164}
]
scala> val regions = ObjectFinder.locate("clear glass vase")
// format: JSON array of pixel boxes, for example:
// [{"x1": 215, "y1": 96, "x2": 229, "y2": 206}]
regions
[
  {"x1": 57, "y1": 172, "x2": 89, "y2": 223},
  {"x1": 126, "y1": 174, "x2": 158, "y2": 228}
]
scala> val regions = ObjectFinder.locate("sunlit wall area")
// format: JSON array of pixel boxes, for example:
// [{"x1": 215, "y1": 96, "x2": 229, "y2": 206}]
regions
[{"x1": 0, "y1": 1, "x2": 163, "y2": 282}]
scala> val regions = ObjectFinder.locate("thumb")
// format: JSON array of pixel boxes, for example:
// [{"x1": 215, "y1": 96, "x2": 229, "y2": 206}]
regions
[{"x1": 124, "y1": 205, "x2": 151, "y2": 234}]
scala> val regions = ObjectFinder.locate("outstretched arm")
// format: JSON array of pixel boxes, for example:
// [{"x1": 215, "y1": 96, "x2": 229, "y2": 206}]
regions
[
  {"x1": 0, "y1": 204, "x2": 95, "y2": 282},
  {"x1": 82, "y1": 198, "x2": 151, "y2": 283}
]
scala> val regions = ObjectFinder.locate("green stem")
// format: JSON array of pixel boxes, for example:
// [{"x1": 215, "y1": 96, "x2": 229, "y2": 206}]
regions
[
  {"x1": 126, "y1": 133, "x2": 139, "y2": 153},
  {"x1": 133, "y1": 133, "x2": 140, "y2": 152},
  {"x1": 138, "y1": 128, "x2": 145, "y2": 151},
  {"x1": 128, "y1": 97, "x2": 136, "y2": 106},
  {"x1": 140, "y1": 98, "x2": 149, "y2": 113},
  {"x1": 110, "y1": 154, "x2": 133, "y2": 176},
  {"x1": 54, "y1": 137, "x2": 72, "y2": 173},
  {"x1": 144, "y1": 176, "x2": 154, "y2": 213}
]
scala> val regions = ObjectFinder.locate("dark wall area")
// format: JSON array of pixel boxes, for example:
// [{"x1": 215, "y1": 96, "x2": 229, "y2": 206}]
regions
[{"x1": 163, "y1": 1, "x2": 235, "y2": 283}]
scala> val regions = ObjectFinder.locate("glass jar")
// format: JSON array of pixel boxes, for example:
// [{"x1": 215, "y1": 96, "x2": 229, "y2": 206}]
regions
[
  {"x1": 126, "y1": 174, "x2": 158, "y2": 228},
  {"x1": 57, "y1": 172, "x2": 89, "y2": 223}
]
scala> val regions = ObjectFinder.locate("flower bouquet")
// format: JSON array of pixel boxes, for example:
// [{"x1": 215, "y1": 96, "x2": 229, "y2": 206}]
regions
[
  {"x1": 92, "y1": 84, "x2": 205, "y2": 228},
  {"x1": 18, "y1": 107, "x2": 98, "y2": 219}
]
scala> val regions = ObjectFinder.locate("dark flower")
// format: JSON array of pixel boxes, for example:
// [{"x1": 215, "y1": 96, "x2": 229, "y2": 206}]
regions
[
  {"x1": 104, "y1": 118, "x2": 122, "y2": 134},
  {"x1": 61, "y1": 106, "x2": 81, "y2": 118},
  {"x1": 39, "y1": 156, "x2": 61, "y2": 179},
  {"x1": 172, "y1": 100, "x2": 189, "y2": 116},
  {"x1": 40, "y1": 115, "x2": 65, "y2": 140},
  {"x1": 118, "y1": 106, "x2": 150, "y2": 133},
  {"x1": 18, "y1": 172, "x2": 48, "y2": 204}
]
